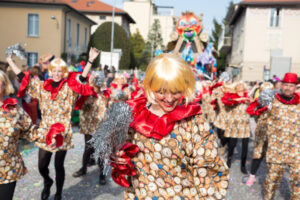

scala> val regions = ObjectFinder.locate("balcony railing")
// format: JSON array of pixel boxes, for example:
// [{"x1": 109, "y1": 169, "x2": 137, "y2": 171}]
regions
[{"x1": 218, "y1": 26, "x2": 232, "y2": 53}]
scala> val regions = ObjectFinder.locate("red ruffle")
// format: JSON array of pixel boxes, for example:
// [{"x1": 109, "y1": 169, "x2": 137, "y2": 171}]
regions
[
  {"x1": 193, "y1": 93, "x2": 202, "y2": 103},
  {"x1": 1, "y1": 98, "x2": 18, "y2": 112},
  {"x1": 275, "y1": 93, "x2": 300, "y2": 105},
  {"x1": 17, "y1": 71, "x2": 30, "y2": 98},
  {"x1": 110, "y1": 143, "x2": 139, "y2": 187},
  {"x1": 102, "y1": 88, "x2": 112, "y2": 99},
  {"x1": 211, "y1": 99, "x2": 218, "y2": 110},
  {"x1": 74, "y1": 92, "x2": 98, "y2": 110},
  {"x1": 46, "y1": 123, "x2": 64, "y2": 148},
  {"x1": 221, "y1": 92, "x2": 249, "y2": 106},
  {"x1": 246, "y1": 99, "x2": 268, "y2": 116},
  {"x1": 111, "y1": 83, "x2": 129, "y2": 91},
  {"x1": 209, "y1": 82, "x2": 223, "y2": 95},
  {"x1": 127, "y1": 97, "x2": 202, "y2": 140},
  {"x1": 130, "y1": 85, "x2": 141, "y2": 99},
  {"x1": 43, "y1": 79, "x2": 67, "y2": 100},
  {"x1": 67, "y1": 72, "x2": 95, "y2": 96}
]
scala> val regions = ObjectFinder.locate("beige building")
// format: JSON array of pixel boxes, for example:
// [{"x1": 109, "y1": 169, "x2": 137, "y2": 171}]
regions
[
  {"x1": 124, "y1": 0, "x2": 175, "y2": 46},
  {"x1": 0, "y1": 0, "x2": 96, "y2": 67},
  {"x1": 63, "y1": 0, "x2": 135, "y2": 37},
  {"x1": 219, "y1": 0, "x2": 300, "y2": 81}
]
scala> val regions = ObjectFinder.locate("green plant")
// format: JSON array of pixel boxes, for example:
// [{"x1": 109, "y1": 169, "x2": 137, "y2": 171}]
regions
[{"x1": 87, "y1": 22, "x2": 132, "y2": 69}]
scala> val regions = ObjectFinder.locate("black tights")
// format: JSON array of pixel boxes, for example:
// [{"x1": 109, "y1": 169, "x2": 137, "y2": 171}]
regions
[
  {"x1": 250, "y1": 157, "x2": 264, "y2": 175},
  {"x1": 38, "y1": 148, "x2": 67, "y2": 195},
  {"x1": 81, "y1": 135, "x2": 104, "y2": 173},
  {"x1": 216, "y1": 128, "x2": 229, "y2": 147},
  {"x1": 227, "y1": 138, "x2": 249, "y2": 167},
  {"x1": 0, "y1": 181, "x2": 16, "y2": 200}
]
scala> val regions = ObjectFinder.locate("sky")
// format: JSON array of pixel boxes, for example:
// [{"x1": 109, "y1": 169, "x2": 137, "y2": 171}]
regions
[{"x1": 100, "y1": 0, "x2": 242, "y2": 34}]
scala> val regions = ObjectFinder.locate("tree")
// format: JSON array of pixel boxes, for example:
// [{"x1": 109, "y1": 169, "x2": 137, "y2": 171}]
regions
[
  {"x1": 87, "y1": 22, "x2": 132, "y2": 69},
  {"x1": 147, "y1": 19, "x2": 164, "y2": 57},
  {"x1": 130, "y1": 29, "x2": 147, "y2": 67},
  {"x1": 210, "y1": 0, "x2": 235, "y2": 72}
]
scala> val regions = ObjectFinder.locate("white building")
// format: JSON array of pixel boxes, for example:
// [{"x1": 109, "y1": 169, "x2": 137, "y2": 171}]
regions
[
  {"x1": 64, "y1": 0, "x2": 135, "y2": 37},
  {"x1": 124, "y1": 0, "x2": 175, "y2": 46},
  {"x1": 219, "y1": 0, "x2": 300, "y2": 81}
]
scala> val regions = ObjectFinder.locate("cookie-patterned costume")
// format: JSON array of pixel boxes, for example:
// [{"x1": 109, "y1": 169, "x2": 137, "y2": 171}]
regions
[
  {"x1": 78, "y1": 95, "x2": 107, "y2": 135},
  {"x1": 202, "y1": 93, "x2": 216, "y2": 124},
  {"x1": 72, "y1": 92, "x2": 108, "y2": 181},
  {"x1": 260, "y1": 93, "x2": 300, "y2": 200},
  {"x1": 114, "y1": 97, "x2": 229, "y2": 200},
  {"x1": 213, "y1": 86, "x2": 228, "y2": 130},
  {"x1": 17, "y1": 71, "x2": 94, "y2": 152},
  {"x1": 221, "y1": 92, "x2": 250, "y2": 172},
  {"x1": 0, "y1": 98, "x2": 38, "y2": 184},
  {"x1": 221, "y1": 92, "x2": 251, "y2": 139}
]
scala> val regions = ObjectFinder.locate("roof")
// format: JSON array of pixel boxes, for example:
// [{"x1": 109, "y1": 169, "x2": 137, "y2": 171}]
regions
[
  {"x1": 0, "y1": 0, "x2": 96, "y2": 25},
  {"x1": 242, "y1": 0, "x2": 300, "y2": 4},
  {"x1": 230, "y1": 0, "x2": 300, "y2": 25},
  {"x1": 62, "y1": 0, "x2": 135, "y2": 23}
]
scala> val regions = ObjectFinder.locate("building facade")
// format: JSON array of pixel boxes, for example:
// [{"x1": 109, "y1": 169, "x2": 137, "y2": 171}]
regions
[
  {"x1": 219, "y1": 0, "x2": 300, "y2": 81},
  {"x1": 0, "y1": 0, "x2": 95, "y2": 67},
  {"x1": 63, "y1": 0, "x2": 135, "y2": 37},
  {"x1": 124, "y1": 0, "x2": 175, "y2": 46}
]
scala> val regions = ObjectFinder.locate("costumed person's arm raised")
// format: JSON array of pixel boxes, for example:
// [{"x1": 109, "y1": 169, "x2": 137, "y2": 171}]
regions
[
  {"x1": 67, "y1": 47, "x2": 100, "y2": 97},
  {"x1": 192, "y1": 115, "x2": 229, "y2": 199},
  {"x1": 6, "y1": 54, "x2": 42, "y2": 100}
]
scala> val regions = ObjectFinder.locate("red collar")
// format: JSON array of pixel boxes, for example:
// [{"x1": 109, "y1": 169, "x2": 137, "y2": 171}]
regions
[
  {"x1": 127, "y1": 97, "x2": 202, "y2": 140},
  {"x1": 275, "y1": 93, "x2": 300, "y2": 105},
  {"x1": 1, "y1": 98, "x2": 18, "y2": 112},
  {"x1": 111, "y1": 83, "x2": 129, "y2": 91},
  {"x1": 209, "y1": 82, "x2": 223, "y2": 95},
  {"x1": 43, "y1": 79, "x2": 67, "y2": 100}
]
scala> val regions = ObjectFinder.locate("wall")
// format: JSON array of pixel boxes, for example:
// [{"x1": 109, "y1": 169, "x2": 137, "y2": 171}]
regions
[
  {"x1": 152, "y1": 14, "x2": 174, "y2": 46},
  {"x1": 124, "y1": 0, "x2": 152, "y2": 40},
  {"x1": 65, "y1": 10, "x2": 92, "y2": 57},
  {"x1": 0, "y1": 3, "x2": 63, "y2": 66}
]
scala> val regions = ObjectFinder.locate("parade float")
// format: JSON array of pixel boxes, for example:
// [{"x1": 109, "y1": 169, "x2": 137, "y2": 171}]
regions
[{"x1": 166, "y1": 12, "x2": 219, "y2": 80}]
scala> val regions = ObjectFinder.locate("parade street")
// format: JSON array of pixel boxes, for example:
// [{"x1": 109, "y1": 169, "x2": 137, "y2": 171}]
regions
[{"x1": 14, "y1": 126, "x2": 291, "y2": 200}]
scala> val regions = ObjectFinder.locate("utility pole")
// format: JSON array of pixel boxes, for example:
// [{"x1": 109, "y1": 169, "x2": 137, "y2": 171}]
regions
[{"x1": 110, "y1": 0, "x2": 116, "y2": 70}]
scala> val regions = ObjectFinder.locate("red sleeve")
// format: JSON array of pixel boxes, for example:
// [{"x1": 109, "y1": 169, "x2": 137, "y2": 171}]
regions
[
  {"x1": 67, "y1": 72, "x2": 95, "y2": 96},
  {"x1": 17, "y1": 71, "x2": 30, "y2": 98},
  {"x1": 246, "y1": 99, "x2": 268, "y2": 116},
  {"x1": 221, "y1": 93, "x2": 238, "y2": 106},
  {"x1": 46, "y1": 123, "x2": 64, "y2": 148},
  {"x1": 110, "y1": 143, "x2": 139, "y2": 188},
  {"x1": 74, "y1": 96, "x2": 90, "y2": 110}
]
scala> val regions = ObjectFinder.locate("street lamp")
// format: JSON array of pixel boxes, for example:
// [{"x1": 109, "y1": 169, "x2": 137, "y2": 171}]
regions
[{"x1": 51, "y1": 15, "x2": 59, "y2": 29}]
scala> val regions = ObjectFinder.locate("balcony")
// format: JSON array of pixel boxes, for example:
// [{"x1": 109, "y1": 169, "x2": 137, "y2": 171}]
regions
[{"x1": 218, "y1": 26, "x2": 232, "y2": 54}]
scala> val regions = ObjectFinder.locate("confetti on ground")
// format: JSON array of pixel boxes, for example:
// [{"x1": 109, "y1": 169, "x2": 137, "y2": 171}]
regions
[{"x1": 14, "y1": 125, "x2": 291, "y2": 200}]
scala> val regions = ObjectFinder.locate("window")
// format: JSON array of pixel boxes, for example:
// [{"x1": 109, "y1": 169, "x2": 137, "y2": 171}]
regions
[
  {"x1": 76, "y1": 23, "x2": 80, "y2": 49},
  {"x1": 99, "y1": 16, "x2": 106, "y2": 20},
  {"x1": 67, "y1": 19, "x2": 72, "y2": 47},
  {"x1": 27, "y1": 52, "x2": 38, "y2": 67},
  {"x1": 270, "y1": 8, "x2": 280, "y2": 27},
  {"x1": 27, "y1": 14, "x2": 39, "y2": 37},
  {"x1": 84, "y1": 27, "x2": 88, "y2": 49}
]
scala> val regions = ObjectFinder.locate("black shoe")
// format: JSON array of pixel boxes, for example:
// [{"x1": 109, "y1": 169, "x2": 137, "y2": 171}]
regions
[
  {"x1": 227, "y1": 157, "x2": 232, "y2": 168},
  {"x1": 99, "y1": 174, "x2": 106, "y2": 185},
  {"x1": 241, "y1": 166, "x2": 248, "y2": 174},
  {"x1": 41, "y1": 179, "x2": 53, "y2": 200},
  {"x1": 72, "y1": 168, "x2": 87, "y2": 177},
  {"x1": 54, "y1": 194, "x2": 62, "y2": 200}
]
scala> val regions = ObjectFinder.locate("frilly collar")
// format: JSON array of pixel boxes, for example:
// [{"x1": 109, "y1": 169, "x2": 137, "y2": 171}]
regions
[{"x1": 127, "y1": 97, "x2": 201, "y2": 140}]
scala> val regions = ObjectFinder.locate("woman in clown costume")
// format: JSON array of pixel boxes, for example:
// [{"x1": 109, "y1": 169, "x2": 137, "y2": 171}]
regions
[
  {"x1": 6, "y1": 47, "x2": 100, "y2": 200},
  {"x1": 112, "y1": 53, "x2": 229, "y2": 200}
]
